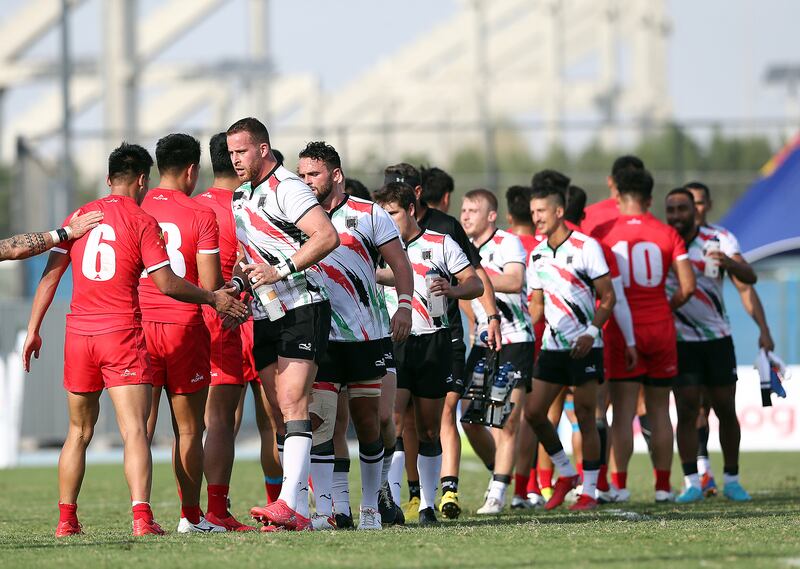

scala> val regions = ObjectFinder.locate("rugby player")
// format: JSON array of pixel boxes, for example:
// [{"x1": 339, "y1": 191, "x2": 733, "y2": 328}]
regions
[
  {"x1": 459, "y1": 189, "x2": 535, "y2": 514},
  {"x1": 298, "y1": 141, "x2": 413, "y2": 530},
  {"x1": 0, "y1": 212, "x2": 103, "y2": 261},
  {"x1": 592, "y1": 168, "x2": 696, "y2": 502},
  {"x1": 226, "y1": 118, "x2": 339, "y2": 532},
  {"x1": 525, "y1": 185, "x2": 615, "y2": 511},
  {"x1": 665, "y1": 187, "x2": 755, "y2": 502},
  {"x1": 139, "y1": 133, "x2": 228, "y2": 532},
  {"x1": 23, "y1": 143, "x2": 246, "y2": 537},
  {"x1": 374, "y1": 182, "x2": 483, "y2": 526}
]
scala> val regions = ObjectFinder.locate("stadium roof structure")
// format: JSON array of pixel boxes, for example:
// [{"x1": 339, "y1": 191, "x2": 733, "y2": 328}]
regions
[{"x1": 721, "y1": 134, "x2": 800, "y2": 262}]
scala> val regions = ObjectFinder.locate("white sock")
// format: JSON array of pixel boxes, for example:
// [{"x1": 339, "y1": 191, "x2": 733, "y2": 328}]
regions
[
  {"x1": 359, "y1": 439, "x2": 384, "y2": 511},
  {"x1": 487, "y1": 480, "x2": 508, "y2": 503},
  {"x1": 583, "y1": 469, "x2": 599, "y2": 497},
  {"x1": 685, "y1": 473, "x2": 701, "y2": 490},
  {"x1": 310, "y1": 441, "x2": 334, "y2": 517},
  {"x1": 131, "y1": 501, "x2": 148, "y2": 507},
  {"x1": 723, "y1": 472, "x2": 739, "y2": 485},
  {"x1": 697, "y1": 456, "x2": 712, "y2": 477},
  {"x1": 277, "y1": 422, "x2": 312, "y2": 511},
  {"x1": 381, "y1": 447, "x2": 394, "y2": 487},
  {"x1": 550, "y1": 449, "x2": 577, "y2": 478},
  {"x1": 417, "y1": 440, "x2": 442, "y2": 511},
  {"x1": 389, "y1": 450, "x2": 405, "y2": 505},
  {"x1": 332, "y1": 458, "x2": 351, "y2": 516}
]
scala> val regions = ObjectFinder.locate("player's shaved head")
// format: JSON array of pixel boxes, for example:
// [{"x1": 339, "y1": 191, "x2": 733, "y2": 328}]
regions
[
  {"x1": 227, "y1": 117, "x2": 271, "y2": 146},
  {"x1": 156, "y1": 133, "x2": 201, "y2": 175},
  {"x1": 108, "y1": 142, "x2": 153, "y2": 184}
]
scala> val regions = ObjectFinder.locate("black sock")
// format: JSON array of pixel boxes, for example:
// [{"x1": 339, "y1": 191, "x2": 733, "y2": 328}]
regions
[
  {"x1": 682, "y1": 461, "x2": 699, "y2": 476},
  {"x1": 441, "y1": 476, "x2": 459, "y2": 493},
  {"x1": 697, "y1": 426, "x2": 710, "y2": 459},
  {"x1": 596, "y1": 419, "x2": 608, "y2": 466},
  {"x1": 723, "y1": 465, "x2": 739, "y2": 476},
  {"x1": 408, "y1": 480, "x2": 421, "y2": 500}
]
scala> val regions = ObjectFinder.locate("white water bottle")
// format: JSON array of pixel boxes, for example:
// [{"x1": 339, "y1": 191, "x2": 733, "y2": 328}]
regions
[
  {"x1": 241, "y1": 262, "x2": 285, "y2": 321},
  {"x1": 704, "y1": 238, "x2": 721, "y2": 278},
  {"x1": 425, "y1": 269, "x2": 446, "y2": 318}
]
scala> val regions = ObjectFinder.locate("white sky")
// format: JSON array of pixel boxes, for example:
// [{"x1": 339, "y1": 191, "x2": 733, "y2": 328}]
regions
[{"x1": 2, "y1": 0, "x2": 799, "y2": 139}]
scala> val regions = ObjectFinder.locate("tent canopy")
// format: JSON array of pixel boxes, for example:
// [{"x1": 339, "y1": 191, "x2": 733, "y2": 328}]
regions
[{"x1": 721, "y1": 135, "x2": 800, "y2": 262}]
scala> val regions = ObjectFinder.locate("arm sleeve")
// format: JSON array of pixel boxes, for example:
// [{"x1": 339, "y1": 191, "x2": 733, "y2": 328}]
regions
[
  {"x1": 278, "y1": 179, "x2": 321, "y2": 224},
  {"x1": 372, "y1": 204, "x2": 400, "y2": 247},
  {"x1": 450, "y1": 219, "x2": 482, "y2": 267},
  {"x1": 443, "y1": 234, "x2": 471, "y2": 276},
  {"x1": 611, "y1": 276, "x2": 636, "y2": 347},
  {"x1": 718, "y1": 229, "x2": 740, "y2": 257},
  {"x1": 501, "y1": 234, "x2": 527, "y2": 267},
  {"x1": 140, "y1": 216, "x2": 170, "y2": 273},
  {"x1": 526, "y1": 253, "x2": 542, "y2": 294},
  {"x1": 584, "y1": 238, "x2": 610, "y2": 279},
  {"x1": 196, "y1": 210, "x2": 220, "y2": 254}
]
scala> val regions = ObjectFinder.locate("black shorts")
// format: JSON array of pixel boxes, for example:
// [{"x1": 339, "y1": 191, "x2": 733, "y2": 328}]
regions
[
  {"x1": 465, "y1": 342, "x2": 535, "y2": 394},
  {"x1": 447, "y1": 337, "x2": 467, "y2": 395},
  {"x1": 534, "y1": 348, "x2": 604, "y2": 387},
  {"x1": 674, "y1": 337, "x2": 738, "y2": 388},
  {"x1": 394, "y1": 329, "x2": 452, "y2": 399},
  {"x1": 253, "y1": 301, "x2": 331, "y2": 371},
  {"x1": 381, "y1": 337, "x2": 396, "y2": 375},
  {"x1": 317, "y1": 339, "x2": 387, "y2": 385}
]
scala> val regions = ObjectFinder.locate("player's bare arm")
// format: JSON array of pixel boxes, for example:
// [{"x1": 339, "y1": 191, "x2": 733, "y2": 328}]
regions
[
  {"x1": 429, "y1": 266, "x2": 483, "y2": 300},
  {"x1": 475, "y1": 266, "x2": 502, "y2": 350},
  {"x1": 711, "y1": 251, "x2": 756, "y2": 285},
  {"x1": 380, "y1": 238, "x2": 413, "y2": 342},
  {"x1": 22, "y1": 251, "x2": 71, "y2": 371},
  {"x1": 0, "y1": 211, "x2": 102, "y2": 261},
  {"x1": 375, "y1": 266, "x2": 394, "y2": 286},
  {"x1": 197, "y1": 252, "x2": 225, "y2": 291},
  {"x1": 668, "y1": 257, "x2": 696, "y2": 310},
  {"x1": 243, "y1": 205, "x2": 339, "y2": 288},
  {"x1": 528, "y1": 289, "x2": 544, "y2": 326},
  {"x1": 149, "y1": 265, "x2": 248, "y2": 319},
  {"x1": 730, "y1": 276, "x2": 775, "y2": 351},
  {"x1": 488, "y1": 261, "x2": 525, "y2": 294},
  {"x1": 571, "y1": 273, "x2": 615, "y2": 359}
]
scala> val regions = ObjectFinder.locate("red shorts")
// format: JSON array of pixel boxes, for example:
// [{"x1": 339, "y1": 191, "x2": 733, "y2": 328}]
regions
[
  {"x1": 606, "y1": 319, "x2": 677, "y2": 381},
  {"x1": 203, "y1": 306, "x2": 245, "y2": 387},
  {"x1": 240, "y1": 318, "x2": 259, "y2": 383},
  {"x1": 143, "y1": 321, "x2": 211, "y2": 394},
  {"x1": 64, "y1": 327, "x2": 153, "y2": 392}
]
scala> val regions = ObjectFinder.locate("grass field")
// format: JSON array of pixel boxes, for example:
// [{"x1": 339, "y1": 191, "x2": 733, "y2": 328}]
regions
[{"x1": 1, "y1": 452, "x2": 799, "y2": 569}]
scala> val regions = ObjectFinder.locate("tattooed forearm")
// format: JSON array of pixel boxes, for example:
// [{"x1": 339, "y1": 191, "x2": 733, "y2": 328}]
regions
[{"x1": 0, "y1": 231, "x2": 54, "y2": 261}]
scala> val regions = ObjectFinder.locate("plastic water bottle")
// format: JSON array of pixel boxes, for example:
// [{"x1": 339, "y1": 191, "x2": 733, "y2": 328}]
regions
[
  {"x1": 425, "y1": 269, "x2": 446, "y2": 318},
  {"x1": 490, "y1": 364, "x2": 510, "y2": 402},
  {"x1": 704, "y1": 237, "x2": 721, "y2": 278},
  {"x1": 472, "y1": 358, "x2": 486, "y2": 390},
  {"x1": 241, "y1": 262, "x2": 285, "y2": 322}
]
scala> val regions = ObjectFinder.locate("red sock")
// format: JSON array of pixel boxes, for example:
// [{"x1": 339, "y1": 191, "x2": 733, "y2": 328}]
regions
[
  {"x1": 207, "y1": 484, "x2": 229, "y2": 517},
  {"x1": 58, "y1": 502, "x2": 78, "y2": 523},
  {"x1": 527, "y1": 468, "x2": 541, "y2": 495},
  {"x1": 577, "y1": 463, "x2": 584, "y2": 481},
  {"x1": 655, "y1": 469, "x2": 671, "y2": 492},
  {"x1": 265, "y1": 479, "x2": 282, "y2": 504},
  {"x1": 514, "y1": 474, "x2": 529, "y2": 498},
  {"x1": 612, "y1": 471, "x2": 628, "y2": 489},
  {"x1": 132, "y1": 503, "x2": 153, "y2": 522},
  {"x1": 181, "y1": 504, "x2": 202, "y2": 525},
  {"x1": 540, "y1": 469, "x2": 553, "y2": 489},
  {"x1": 597, "y1": 465, "x2": 610, "y2": 492}
]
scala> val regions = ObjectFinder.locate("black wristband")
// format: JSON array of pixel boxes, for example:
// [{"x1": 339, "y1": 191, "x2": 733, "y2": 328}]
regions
[
  {"x1": 56, "y1": 228, "x2": 69, "y2": 242},
  {"x1": 286, "y1": 257, "x2": 297, "y2": 274},
  {"x1": 487, "y1": 314, "x2": 501, "y2": 323}
]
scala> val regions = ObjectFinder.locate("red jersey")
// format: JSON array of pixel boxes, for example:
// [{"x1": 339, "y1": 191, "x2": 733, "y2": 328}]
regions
[
  {"x1": 138, "y1": 188, "x2": 219, "y2": 325},
  {"x1": 53, "y1": 195, "x2": 169, "y2": 335},
  {"x1": 516, "y1": 233, "x2": 544, "y2": 258},
  {"x1": 592, "y1": 213, "x2": 687, "y2": 324},
  {"x1": 581, "y1": 198, "x2": 618, "y2": 235},
  {"x1": 195, "y1": 187, "x2": 238, "y2": 281}
]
